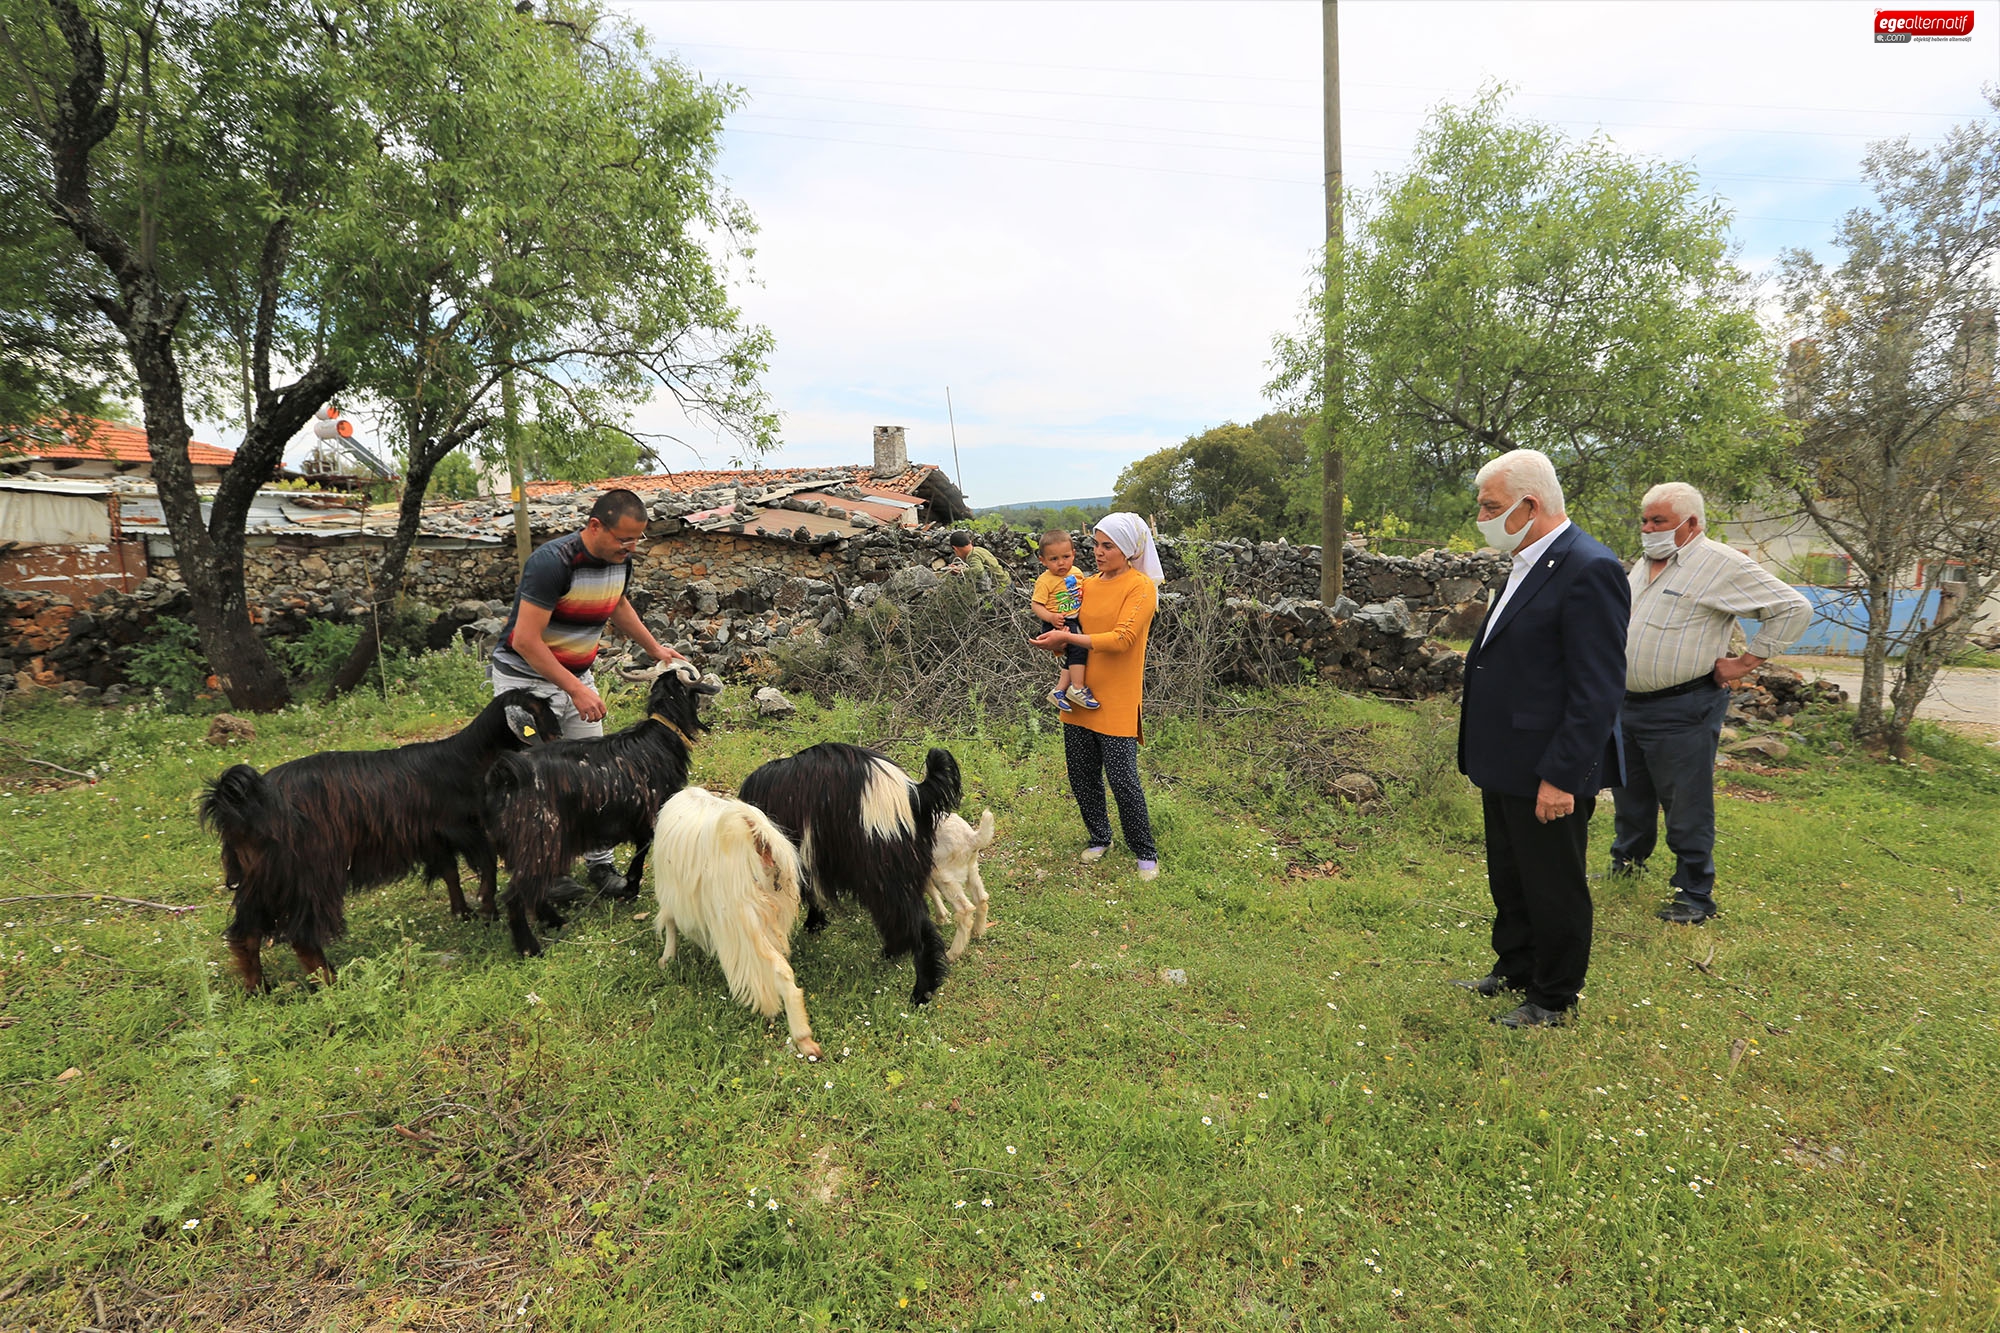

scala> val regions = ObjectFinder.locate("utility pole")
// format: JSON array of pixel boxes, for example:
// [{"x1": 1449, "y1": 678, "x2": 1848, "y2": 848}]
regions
[
  {"x1": 1318, "y1": 0, "x2": 1346, "y2": 605},
  {"x1": 502, "y1": 348, "x2": 530, "y2": 569}
]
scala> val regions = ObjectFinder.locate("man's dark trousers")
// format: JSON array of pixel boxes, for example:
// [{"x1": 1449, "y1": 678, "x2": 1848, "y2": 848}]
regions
[
  {"x1": 1611, "y1": 683, "x2": 1729, "y2": 906},
  {"x1": 1483, "y1": 790, "x2": 1595, "y2": 1010}
]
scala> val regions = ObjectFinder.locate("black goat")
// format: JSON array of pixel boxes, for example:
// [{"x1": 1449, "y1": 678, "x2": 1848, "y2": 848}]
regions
[
  {"x1": 738, "y1": 743, "x2": 961, "y2": 1005},
  {"x1": 200, "y1": 689, "x2": 559, "y2": 991},
  {"x1": 485, "y1": 662, "x2": 722, "y2": 959}
]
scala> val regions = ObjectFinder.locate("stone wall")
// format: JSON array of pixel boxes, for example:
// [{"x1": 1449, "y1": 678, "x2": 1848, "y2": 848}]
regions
[{"x1": 6, "y1": 523, "x2": 1504, "y2": 699}]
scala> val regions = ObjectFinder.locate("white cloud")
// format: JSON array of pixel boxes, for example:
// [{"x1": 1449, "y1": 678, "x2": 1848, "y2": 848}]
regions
[{"x1": 211, "y1": 1, "x2": 2000, "y2": 505}]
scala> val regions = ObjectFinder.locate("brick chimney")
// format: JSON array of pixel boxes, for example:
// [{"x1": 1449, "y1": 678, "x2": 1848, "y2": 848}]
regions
[{"x1": 872, "y1": 425, "x2": 907, "y2": 477}]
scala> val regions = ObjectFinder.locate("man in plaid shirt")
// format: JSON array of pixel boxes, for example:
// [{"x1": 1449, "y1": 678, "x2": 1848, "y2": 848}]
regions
[{"x1": 1614, "y1": 482, "x2": 1812, "y2": 925}]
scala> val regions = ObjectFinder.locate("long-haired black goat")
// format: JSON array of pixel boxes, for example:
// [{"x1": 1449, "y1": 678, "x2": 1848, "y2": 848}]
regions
[
  {"x1": 200, "y1": 689, "x2": 560, "y2": 991},
  {"x1": 485, "y1": 661, "x2": 722, "y2": 959},
  {"x1": 737, "y1": 743, "x2": 961, "y2": 1005}
]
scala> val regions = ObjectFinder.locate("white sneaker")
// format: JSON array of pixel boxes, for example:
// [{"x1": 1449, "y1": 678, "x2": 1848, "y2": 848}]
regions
[{"x1": 1079, "y1": 844, "x2": 1109, "y2": 864}]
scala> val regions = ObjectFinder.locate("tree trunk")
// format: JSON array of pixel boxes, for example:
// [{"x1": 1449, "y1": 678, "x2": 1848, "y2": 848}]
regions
[
  {"x1": 1884, "y1": 569, "x2": 1993, "y2": 759},
  {"x1": 127, "y1": 323, "x2": 297, "y2": 710},
  {"x1": 327, "y1": 419, "x2": 485, "y2": 697},
  {"x1": 37, "y1": 0, "x2": 339, "y2": 712},
  {"x1": 1851, "y1": 576, "x2": 1894, "y2": 749}
]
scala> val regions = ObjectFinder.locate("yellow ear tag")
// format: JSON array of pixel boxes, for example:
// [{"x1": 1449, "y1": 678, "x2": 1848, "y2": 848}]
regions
[{"x1": 523, "y1": 726, "x2": 536, "y2": 736}]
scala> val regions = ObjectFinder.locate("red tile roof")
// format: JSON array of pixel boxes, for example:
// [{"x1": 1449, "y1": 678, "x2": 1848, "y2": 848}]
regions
[
  {"x1": 7, "y1": 418, "x2": 236, "y2": 468},
  {"x1": 522, "y1": 463, "x2": 937, "y2": 499}
]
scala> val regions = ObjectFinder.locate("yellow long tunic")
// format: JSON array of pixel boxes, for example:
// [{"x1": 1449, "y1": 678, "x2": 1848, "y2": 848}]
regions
[{"x1": 1061, "y1": 569, "x2": 1158, "y2": 740}]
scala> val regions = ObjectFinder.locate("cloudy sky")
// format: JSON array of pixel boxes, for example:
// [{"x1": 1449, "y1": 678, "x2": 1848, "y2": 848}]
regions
[{"x1": 265, "y1": 1, "x2": 1998, "y2": 506}]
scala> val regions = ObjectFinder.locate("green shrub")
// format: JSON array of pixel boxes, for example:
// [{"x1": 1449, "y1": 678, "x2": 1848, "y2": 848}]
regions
[
  {"x1": 276, "y1": 620, "x2": 363, "y2": 684},
  {"x1": 122, "y1": 616, "x2": 207, "y2": 709}
]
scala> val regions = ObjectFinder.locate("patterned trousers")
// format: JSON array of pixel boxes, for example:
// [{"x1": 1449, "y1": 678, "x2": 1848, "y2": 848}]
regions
[{"x1": 1063, "y1": 725, "x2": 1157, "y2": 861}]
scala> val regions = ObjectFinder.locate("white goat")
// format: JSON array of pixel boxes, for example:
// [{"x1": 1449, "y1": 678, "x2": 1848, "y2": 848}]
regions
[
  {"x1": 925, "y1": 809, "x2": 995, "y2": 962},
  {"x1": 651, "y1": 786, "x2": 820, "y2": 1059}
]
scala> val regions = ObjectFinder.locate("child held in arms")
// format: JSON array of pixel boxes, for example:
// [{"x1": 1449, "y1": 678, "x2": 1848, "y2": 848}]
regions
[{"x1": 1030, "y1": 530, "x2": 1099, "y2": 712}]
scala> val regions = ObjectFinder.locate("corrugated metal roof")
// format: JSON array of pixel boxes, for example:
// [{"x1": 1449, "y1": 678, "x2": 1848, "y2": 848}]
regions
[{"x1": 522, "y1": 462, "x2": 939, "y2": 499}]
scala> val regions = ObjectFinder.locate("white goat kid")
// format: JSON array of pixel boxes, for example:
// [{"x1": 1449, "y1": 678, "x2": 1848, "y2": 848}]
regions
[
  {"x1": 925, "y1": 809, "x2": 995, "y2": 962},
  {"x1": 651, "y1": 786, "x2": 821, "y2": 1059}
]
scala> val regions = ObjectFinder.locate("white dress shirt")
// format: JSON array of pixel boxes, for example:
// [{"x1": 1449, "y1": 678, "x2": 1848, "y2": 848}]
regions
[{"x1": 1481, "y1": 519, "x2": 1572, "y2": 647}]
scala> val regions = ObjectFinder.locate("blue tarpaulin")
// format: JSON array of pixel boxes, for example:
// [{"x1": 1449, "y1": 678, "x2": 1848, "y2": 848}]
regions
[{"x1": 1746, "y1": 585, "x2": 1940, "y2": 657}]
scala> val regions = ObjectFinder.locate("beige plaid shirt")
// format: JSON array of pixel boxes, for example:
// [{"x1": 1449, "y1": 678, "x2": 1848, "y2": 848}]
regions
[{"x1": 1626, "y1": 536, "x2": 1813, "y2": 693}]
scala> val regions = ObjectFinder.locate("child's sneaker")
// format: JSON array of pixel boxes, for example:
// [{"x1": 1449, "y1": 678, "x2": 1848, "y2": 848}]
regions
[
  {"x1": 1049, "y1": 688, "x2": 1072, "y2": 713},
  {"x1": 1067, "y1": 685, "x2": 1101, "y2": 710}
]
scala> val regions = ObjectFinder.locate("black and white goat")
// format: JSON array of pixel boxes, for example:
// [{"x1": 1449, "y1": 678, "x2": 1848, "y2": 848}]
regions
[
  {"x1": 651, "y1": 786, "x2": 820, "y2": 1059},
  {"x1": 199, "y1": 689, "x2": 560, "y2": 991},
  {"x1": 737, "y1": 743, "x2": 961, "y2": 1005},
  {"x1": 485, "y1": 661, "x2": 721, "y2": 959}
]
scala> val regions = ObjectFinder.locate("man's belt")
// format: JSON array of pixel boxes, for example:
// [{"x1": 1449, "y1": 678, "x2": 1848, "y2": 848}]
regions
[{"x1": 1625, "y1": 675, "x2": 1719, "y2": 704}]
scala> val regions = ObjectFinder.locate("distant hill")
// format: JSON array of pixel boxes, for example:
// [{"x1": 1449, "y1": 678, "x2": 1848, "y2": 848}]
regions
[{"x1": 974, "y1": 495, "x2": 1116, "y2": 515}]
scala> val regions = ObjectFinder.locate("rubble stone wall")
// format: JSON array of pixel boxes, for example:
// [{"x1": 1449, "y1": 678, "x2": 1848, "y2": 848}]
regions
[{"x1": 5, "y1": 524, "x2": 1510, "y2": 700}]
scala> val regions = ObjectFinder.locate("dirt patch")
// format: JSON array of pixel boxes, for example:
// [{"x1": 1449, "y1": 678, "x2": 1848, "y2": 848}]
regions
[{"x1": 1717, "y1": 784, "x2": 1778, "y2": 803}]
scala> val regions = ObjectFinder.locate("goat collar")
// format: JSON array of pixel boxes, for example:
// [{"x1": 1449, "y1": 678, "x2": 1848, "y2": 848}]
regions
[{"x1": 648, "y1": 713, "x2": 697, "y2": 749}]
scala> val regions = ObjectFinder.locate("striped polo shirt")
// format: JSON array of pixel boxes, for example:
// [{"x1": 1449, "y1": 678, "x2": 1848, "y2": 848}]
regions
[{"x1": 492, "y1": 530, "x2": 632, "y2": 677}]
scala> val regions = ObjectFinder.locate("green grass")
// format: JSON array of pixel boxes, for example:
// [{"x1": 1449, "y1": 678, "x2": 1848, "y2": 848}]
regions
[{"x1": 1, "y1": 650, "x2": 1997, "y2": 1331}]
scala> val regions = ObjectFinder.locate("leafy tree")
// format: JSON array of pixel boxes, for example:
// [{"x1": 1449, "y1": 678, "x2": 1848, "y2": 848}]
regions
[
  {"x1": 320, "y1": 0, "x2": 770, "y2": 694},
  {"x1": 2, "y1": 0, "x2": 770, "y2": 708},
  {"x1": 2, "y1": 0, "x2": 360, "y2": 709},
  {"x1": 1270, "y1": 89, "x2": 1775, "y2": 547},
  {"x1": 1113, "y1": 414, "x2": 1318, "y2": 542},
  {"x1": 1775, "y1": 90, "x2": 2000, "y2": 758}
]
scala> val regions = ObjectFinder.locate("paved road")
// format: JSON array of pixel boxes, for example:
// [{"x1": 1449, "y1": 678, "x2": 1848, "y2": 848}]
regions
[{"x1": 1779, "y1": 658, "x2": 2000, "y2": 732}]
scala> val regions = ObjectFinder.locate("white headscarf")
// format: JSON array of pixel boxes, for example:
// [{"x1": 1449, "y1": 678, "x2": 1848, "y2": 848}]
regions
[{"x1": 1094, "y1": 512, "x2": 1164, "y2": 582}]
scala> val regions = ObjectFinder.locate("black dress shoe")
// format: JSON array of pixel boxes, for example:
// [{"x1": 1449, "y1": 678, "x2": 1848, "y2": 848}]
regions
[
  {"x1": 545, "y1": 876, "x2": 590, "y2": 905},
  {"x1": 1494, "y1": 1002, "x2": 1570, "y2": 1029},
  {"x1": 1657, "y1": 900, "x2": 1718, "y2": 925},
  {"x1": 587, "y1": 862, "x2": 632, "y2": 900},
  {"x1": 1451, "y1": 973, "x2": 1523, "y2": 998},
  {"x1": 1607, "y1": 860, "x2": 1646, "y2": 878}
]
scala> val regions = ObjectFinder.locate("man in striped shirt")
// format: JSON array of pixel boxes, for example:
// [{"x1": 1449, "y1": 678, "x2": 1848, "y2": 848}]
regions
[
  {"x1": 490, "y1": 487, "x2": 686, "y2": 901},
  {"x1": 1614, "y1": 483, "x2": 1812, "y2": 925}
]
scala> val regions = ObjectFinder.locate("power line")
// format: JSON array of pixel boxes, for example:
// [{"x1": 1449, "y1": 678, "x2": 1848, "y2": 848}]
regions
[
  {"x1": 703, "y1": 67, "x2": 1948, "y2": 143},
  {"x1": 649, "y1": 34, "x2": 1985, "y2": 121},
  {"x1": 731, "y1": 106, "x2": 1868, "y2": 187},
  {"x1": 727, "y1": 126, "x2": 1316, "y2": 186},
  {"x1": 728, "y1": 124, "x2": 1844, "y2": 222}
]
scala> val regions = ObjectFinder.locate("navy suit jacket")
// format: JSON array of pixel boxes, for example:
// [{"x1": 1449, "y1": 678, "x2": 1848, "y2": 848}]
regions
[{"x1": 1457, "y1": 523, "x2": 1630, "y2": 800}]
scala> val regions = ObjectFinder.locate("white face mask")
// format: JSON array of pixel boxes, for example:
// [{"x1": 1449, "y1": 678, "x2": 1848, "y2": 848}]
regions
[
  {"x1": 1640, "y1": 524, "x2": 1684, "y2": 560},
  {"x1": 1477, "y1": 497, "x2": 1531, "y2": 555}
]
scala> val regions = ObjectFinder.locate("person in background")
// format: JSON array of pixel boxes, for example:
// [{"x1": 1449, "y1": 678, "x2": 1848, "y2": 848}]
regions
[
  {"x1": 1613, "y1": 482, "x2": 1813, "y2": 925},
  {"x1": 488, "y1": 487, "x2": 685, "y2": 901},
  {"x1": 948, "y1": 530, "x2": 1010, "y2": 591},
  {"x1": 1454, "y1": 449, "x2": 1628, "y2": 1029},
  {"x1": 1029, "y1": 514, "x2": 1162, "y2": 881}
]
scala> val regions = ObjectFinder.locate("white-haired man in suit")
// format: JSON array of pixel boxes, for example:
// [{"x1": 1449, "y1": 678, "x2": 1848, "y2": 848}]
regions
[{"x1": 1454, "y1": 449, "x2": 1629, "y2": 1028}]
